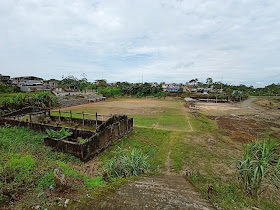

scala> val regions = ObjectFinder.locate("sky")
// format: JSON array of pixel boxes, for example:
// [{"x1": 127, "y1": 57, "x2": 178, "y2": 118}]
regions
[{"x1": 0, "y1": 0, "x2": 280, "y2": 87}]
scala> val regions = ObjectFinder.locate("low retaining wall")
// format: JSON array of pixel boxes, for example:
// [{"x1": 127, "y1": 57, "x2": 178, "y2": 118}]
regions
[
  {"x1": 45, "y1": 115, "x2": 133, "y2": 161},
  {"x1": 59, "y1": 98, "x2": 89, "y2": 107},
  {"x1": 1, "y1": 109, "x2": 133, "y2": 162},
  {"x1": 50, "y1": 116, "x2": 103, "y2": 126},
  {"x1": 0, "y1": 118, "x2": 94, "y2": 139}
]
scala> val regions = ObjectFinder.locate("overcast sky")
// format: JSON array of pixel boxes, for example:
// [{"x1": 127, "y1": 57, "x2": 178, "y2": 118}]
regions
[{"x1": 1, "y1": 0, "x2": 280, "y2": 87}]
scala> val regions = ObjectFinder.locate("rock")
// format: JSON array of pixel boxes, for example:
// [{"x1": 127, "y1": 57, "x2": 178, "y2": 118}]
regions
[
  {"x1": 54, "y1": 168, "x2": 67, "y2": 191},
  {"x1": 64, "y1": 199, "x2": 70, "y2": 207}
]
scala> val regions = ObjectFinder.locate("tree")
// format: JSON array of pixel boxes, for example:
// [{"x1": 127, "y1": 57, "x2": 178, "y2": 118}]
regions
[{"x1": 206, "y1": 78, "x2": 213, "y2": 87}]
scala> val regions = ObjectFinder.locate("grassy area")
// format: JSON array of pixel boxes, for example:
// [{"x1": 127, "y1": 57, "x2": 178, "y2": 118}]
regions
[
  {"x1": 0, "y1": 126, "x2": 116, "y2": 209},
  {"x1": 253, "y1": 96, "x2": 280, "y2": 109},
  {"x1": 1, "y1": 98, "x2": 279, "y2": 209}
]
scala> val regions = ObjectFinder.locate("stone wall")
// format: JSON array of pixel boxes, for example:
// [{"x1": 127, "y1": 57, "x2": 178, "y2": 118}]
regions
[{"x1": 59, "y1": 98, "x2": 89, "y2": 107}]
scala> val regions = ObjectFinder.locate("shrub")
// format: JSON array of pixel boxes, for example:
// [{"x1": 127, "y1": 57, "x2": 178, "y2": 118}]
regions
[
  {"x1": 46, "y1": 128, "x2": 73, "y2": 139},
  {"x1": 236, "y1": 140, "x2": 280, "y2": 197},
  {"x1": 103, "y1": 147, "x2": 149, "y2": 178}
]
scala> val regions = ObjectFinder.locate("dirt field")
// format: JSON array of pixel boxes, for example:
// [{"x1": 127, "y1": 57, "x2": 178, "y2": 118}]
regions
[
  {"x1": 54, "y1": 98, "x2": 192, "y2": 132},
  {"x1": 198, "y1": 97, "x2": 280, "y2": 142}
]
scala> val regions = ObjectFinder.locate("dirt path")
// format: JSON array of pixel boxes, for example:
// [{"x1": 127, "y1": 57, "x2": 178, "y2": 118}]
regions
[
  {"x1": 134, "y1": 125, "x2": 192, "y2": 132},
  {"x1": 239, "y1": 97, "x2": 258, "y2": 109},
  {"x1": 70, "y1": 175, "x2": 214, "y2": 210}
]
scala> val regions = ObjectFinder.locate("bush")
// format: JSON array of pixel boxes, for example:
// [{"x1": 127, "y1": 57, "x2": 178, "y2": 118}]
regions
[
  {"x1": 236, "y1": 140, "x2": 280, "y2": 197},
  {"x1": 46, "y1": 128, "x2": 73, "y2": 139},
  {"x1": 103, "y1": 147, "x2": 149, "y2": 178}
]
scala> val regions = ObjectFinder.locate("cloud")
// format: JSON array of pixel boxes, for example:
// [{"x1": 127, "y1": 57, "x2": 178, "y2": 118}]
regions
[{"x1": 0, "y1": 0, "x2": 280, "y2": 86}]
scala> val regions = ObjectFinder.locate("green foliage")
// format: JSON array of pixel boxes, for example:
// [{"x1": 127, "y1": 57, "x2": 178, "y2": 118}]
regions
[
  {"x1": 119, "y1": 82, "x2": 163, "y2": 97},
  {"x1": 37, "y1": 171, "x2": 55, "y2": 190},
  {"x1": 236, "y1": 140, "x2": 280, "y2": 197},
  {"x1": 97, "y1": 87, "x2": 122, "y2": 97},
  {"x1": 78, "y1": 138, "x2": 88, "y2": 144},
  {"x1": 103, "y1": 147, "x2": 150, "y2": 178},
  {"x1": 57, "y1": 161, "x2": 104, "y2": 188},
  {"x1": 46, "y1": 128, "x2": 73, "y2": 139},
  {"x1": 0, "y1": 82, "x2": 19, "y2": 93},
  {"x1": 83, "y1": 176, "x2": 104, "y2": 188},
  {"x1": 0, "y1": 154, "x2": 36, "y2": 197},
  {"x1": 0, "y1": 92, "x2": 57, "y2": 114}
]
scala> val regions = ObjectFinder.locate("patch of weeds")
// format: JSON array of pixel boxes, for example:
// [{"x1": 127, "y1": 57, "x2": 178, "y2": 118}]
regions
[
  {"x1": 103, "y1": 147, "x2": 150, "y2": 178},
  {"x1": 189, "y1": 113, "x2": 216, "y2": 133},
  {"x1": 57, "y1": 161, "x2": 104, "y2": 189},
  {"x1": 36, "y1": 171, "x2": 55, "y2": 190},
  {"x1": 84, "y1": 176, "x2": 104, "y2": 188},
  {"x1": 0, "y1": 154, "x2": 36, "y2": 199}
]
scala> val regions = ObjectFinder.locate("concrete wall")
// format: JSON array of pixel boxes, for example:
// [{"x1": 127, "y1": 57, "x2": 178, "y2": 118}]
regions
[
  {"x1": 1, "y1": 110, "x2": 133, "y2": 162},
  {"x1": 50, "y1": 115, "x2": 104, "y2": 126},
  {"x1": 44, "y1": 115, "x2": 133, "y2": 161}
]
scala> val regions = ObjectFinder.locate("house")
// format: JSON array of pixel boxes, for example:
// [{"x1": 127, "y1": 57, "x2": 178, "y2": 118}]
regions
[
  {"x1": 12, "y1": 76, "x2": 43, "y2": 86},
  {"x1": 0, "y1": 74, "x2": 11, "y2": 84},
  {"x1": 11, "y1": 76, "x2": 45, "y2": 92},
  {"x1": 162, "y1": 83, "x2": 180, "y2": 92}
]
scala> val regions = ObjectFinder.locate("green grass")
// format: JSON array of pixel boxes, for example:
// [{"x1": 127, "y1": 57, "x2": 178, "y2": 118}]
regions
[
  {"x1": 0, "y1": 126, "x2": 104, "y2": 208},
  {"x1": 1, "y1": 98, "x2": 279, "y2": 209}
]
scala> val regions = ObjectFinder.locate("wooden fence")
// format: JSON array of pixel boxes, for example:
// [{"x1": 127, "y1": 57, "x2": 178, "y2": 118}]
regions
[{"x1": 51, "y1": 110, "x2": 112, "y2": 126}]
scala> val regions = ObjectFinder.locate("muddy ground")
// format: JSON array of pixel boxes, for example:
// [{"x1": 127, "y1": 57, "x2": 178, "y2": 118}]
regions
[{"x1": 198, "y1": 97, "x2": 280, "y2": 142}]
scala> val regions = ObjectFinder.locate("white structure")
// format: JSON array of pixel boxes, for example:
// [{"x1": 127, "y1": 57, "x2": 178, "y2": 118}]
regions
[{"x1": 12, "y1": 76, "x2": 45, "y2": 92}]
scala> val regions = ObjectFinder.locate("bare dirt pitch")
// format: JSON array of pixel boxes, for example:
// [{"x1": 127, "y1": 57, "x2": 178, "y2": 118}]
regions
[
  {"x1": 197, "y1": 97, "x2": 280, "y2": 142},
  {"x1": 55, "y1": 98, "x2": 192, "y2": 132}
]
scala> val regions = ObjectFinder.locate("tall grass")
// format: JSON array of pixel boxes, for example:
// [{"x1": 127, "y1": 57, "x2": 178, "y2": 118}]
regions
[
  {"x1": 103, "y1": 147, "x2": 150, "y2": 178},
  {"x1": 236, "y1": 140, "x2": 280, "y2": 197}
]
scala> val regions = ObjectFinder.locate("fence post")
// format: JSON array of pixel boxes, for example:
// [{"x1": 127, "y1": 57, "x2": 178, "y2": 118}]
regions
[
  {"x1": 82, "y1": 112, "x2": 85, "y2": 126},
  {"x1": 30, "y1": 114, "x2": 32, "y2": 122},
  {"x1": 48, "y1": 110, "x2": 51, "y2": 117},
  {"x1": 59, "y1": 110, "x2": 61, "y2": 122},
  {"x1": 96, "y1": 112, "x2": 98, "y2": 127}
]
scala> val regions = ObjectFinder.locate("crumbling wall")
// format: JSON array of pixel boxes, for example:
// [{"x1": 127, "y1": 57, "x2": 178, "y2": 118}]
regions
[
  {"x1": 0, "y1": 109, "x2": 133, "y2": 162},
  {"x1": 50, "y1": 116, "x2": 103, "y2": 126},
  {"x1": 44, "y1": 115, "x2": 133, "y2": 162}
]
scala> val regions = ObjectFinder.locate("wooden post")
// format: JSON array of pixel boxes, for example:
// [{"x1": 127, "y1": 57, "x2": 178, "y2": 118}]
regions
[
  {"x1": 58, "y1": 110, "x2": 61, "y2": 122},
  {"x1": 96, "y1": 112, "x2": 98, "y2": 127},
  {"x1": 82, "y1": 112, "x2": 85, "y2": 126},
  {"x1": 70, "y1": 110, "x2": 72, "y2": 120}
]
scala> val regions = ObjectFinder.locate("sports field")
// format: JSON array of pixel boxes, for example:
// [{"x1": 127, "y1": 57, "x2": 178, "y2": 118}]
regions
[{"x1": 52, "y1": 98, "x2": 193, "y2": 132}]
